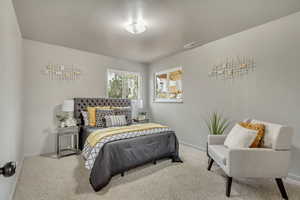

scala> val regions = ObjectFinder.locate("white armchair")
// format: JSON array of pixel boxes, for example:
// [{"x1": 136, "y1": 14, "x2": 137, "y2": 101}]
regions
[{"x1": 207, "y1": 119, "x2": 293, "y2": 199}]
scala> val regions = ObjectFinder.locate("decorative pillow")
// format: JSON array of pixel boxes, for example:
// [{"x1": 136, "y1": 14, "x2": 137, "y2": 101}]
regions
[
  {"x1": 239, "y1": 122, "x2": 265, "y2": 148},
  {"x1": 81, "y1": 111, "x2": 89, "y2": 126},
  {"x1": 105, "y1": 115, "x2": 127, "y2": 127},
  {"x1": 224, "y1": 124, "x2": 258, "y2": 148},
  {"x1": 113, "y1": 107, "x2": 132, "y2": 125},
  {"x1": 251, "y1": 119, "x2": 282, "y2": 148},
  {"x1": 95, "y1": 109, "x2": 114, "y2": 128},
  {"x1": 87, "y1": 106, "x2": 111, "y2": 126},
  {"x1": 111, "y1": 106, "x2": 131, "y2": 110}
]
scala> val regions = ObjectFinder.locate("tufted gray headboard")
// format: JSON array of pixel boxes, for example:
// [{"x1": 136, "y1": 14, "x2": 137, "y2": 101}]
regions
[{"x1": 74, "y1": 98, "x2": 131, "y2": 126}]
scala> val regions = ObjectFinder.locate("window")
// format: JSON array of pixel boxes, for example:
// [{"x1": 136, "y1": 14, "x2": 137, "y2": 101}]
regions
[
  {"x1": 154, "y1": 67, "x2": 183, "y2": 102},
  {"x1": 107, "y1": 69, "x2": 141, "y2": 100}
]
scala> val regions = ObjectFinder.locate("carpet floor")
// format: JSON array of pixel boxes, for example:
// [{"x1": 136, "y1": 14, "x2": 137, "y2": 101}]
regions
[{"x1": 14, "y1": 145, "x2": 300, "y2": 200}]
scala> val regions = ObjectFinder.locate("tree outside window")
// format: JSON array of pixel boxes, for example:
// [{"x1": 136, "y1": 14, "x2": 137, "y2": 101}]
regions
[{"x1": 107, "y1": 69, "x2": 141, "y2": 100}]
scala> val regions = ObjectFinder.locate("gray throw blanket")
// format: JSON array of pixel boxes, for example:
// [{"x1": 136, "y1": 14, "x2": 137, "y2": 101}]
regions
[{"x1": 89, "y1": 130, "x2": 182, "y2": 191}]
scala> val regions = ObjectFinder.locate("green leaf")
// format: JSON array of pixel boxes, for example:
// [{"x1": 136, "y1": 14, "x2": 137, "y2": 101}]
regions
[{"x1": 205, "y1": 112, "x2": 231, "y2": 135}]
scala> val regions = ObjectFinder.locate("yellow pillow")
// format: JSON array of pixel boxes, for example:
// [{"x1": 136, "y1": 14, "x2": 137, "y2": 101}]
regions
[
  {"x1": 87, "y1": 106, "x2": 111, "y2": 126},
  {"x1": 239, "y1": 122, "x2": 265, "y2": 148}
]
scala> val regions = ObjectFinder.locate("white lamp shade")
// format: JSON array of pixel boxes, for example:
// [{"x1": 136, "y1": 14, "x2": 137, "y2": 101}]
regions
[{"x1": 62, "y1": 100, "x2": 74, "y2": 112}]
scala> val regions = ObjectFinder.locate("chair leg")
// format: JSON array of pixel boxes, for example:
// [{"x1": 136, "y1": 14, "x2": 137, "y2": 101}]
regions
[
  {"x1": 206, "y1": 142, "x2": 209, "y2": 157},
  {"x1": 275, "y1": 178, "x2": 288, "y2": 200},
  {"x1": 207, "y1": 158, "x2": 214, "y2": 171},
  {"x1": 226, "y1": 176, "x2": 232, "y2": 197}
]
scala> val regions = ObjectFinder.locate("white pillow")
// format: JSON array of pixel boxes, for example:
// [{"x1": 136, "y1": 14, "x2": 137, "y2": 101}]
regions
[
  {"x1": 224, "y1": 124, "x2": 258, "y2": 148},
  {"x1": 105, "y1": 115, "x2": 127, "y2": 127}
]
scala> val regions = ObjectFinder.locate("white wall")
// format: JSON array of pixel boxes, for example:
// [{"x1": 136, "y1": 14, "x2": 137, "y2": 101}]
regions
[
  {"x1": 149, "y1": 12, "x2": 300, "y2": 178},
  {"x1": 0, "y1": 0, "x2": 24, "y2": 199},
  {"x1": 23, "y1": 39, "x2": 148, "y2": 156}
]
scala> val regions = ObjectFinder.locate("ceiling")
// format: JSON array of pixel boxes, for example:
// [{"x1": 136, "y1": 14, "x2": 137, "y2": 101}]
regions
[{"x1": 13, "y1": 0, "x2": 300, "y2": 64}]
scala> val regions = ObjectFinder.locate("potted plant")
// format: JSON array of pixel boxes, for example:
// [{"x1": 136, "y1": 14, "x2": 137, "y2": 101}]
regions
[
  {"x1": 205, "y1": 112, "x2": 230, "y2": 159},
  {"x1": 205, "y1": 112, "x2": 230, "y2": 135}
]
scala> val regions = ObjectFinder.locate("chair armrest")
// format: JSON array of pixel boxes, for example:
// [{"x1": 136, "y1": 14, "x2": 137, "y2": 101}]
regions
[
  {"x1": 227, "y1": 148, "x2": 290, "y2": 178},
  {"x1": 208, "y1": 135, "x2": 227, "y2": 145},
  {"x1": 273, "y1": 126, "x2": 293, "y2": 150}
]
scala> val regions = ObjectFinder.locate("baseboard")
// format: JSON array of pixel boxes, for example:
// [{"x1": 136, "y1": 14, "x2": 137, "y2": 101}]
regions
[
  {"x1": 9, "y1": 157, "x2": 24, "y2": 200},
  {"x1": 179, "y1": 140, "x2": 206, "y2": 152},
  {"x1": 24, "y1": 149, "x2": 48, "y2": 158},
  {"x1": 287, "y1": 173, "x2": 300, "y2": 185},
  {"x1": 24, "y1": 152, "x2": 40, "y2": 158}
]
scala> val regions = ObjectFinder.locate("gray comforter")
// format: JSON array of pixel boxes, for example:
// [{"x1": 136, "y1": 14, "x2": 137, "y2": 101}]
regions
[{"x1": 88, "y1": 130, "x2": 182, "y2": 191}]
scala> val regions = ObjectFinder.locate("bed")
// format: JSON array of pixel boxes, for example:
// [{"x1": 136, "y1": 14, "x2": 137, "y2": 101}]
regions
[{"x1": 74, "y1": 98, "x2": 182, "y2": 191}]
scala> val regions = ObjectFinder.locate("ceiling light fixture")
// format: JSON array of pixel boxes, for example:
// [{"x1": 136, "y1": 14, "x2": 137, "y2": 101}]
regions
[{"x1": 125, "y1": 21, "x2": 147, "y2": 34}]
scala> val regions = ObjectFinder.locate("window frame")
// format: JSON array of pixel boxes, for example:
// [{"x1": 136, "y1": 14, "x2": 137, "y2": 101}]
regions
[
  {"x1": 106, "y1": 68, "x2": 142, "y2": 101},
  {"x1": 153, "y1": 66, "x2": 183, "y2": 103}
]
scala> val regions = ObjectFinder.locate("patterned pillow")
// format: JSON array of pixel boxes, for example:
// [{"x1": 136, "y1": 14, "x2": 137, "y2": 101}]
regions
[
  {"x1": 87, "y1": 106, "x2": 111, "y2": 126},
  {"x1": 105, "y1": 115, "x2": 127, "y2": 127},
  {"x1": 239, "y1": 122, "x2": 265, "y2": 148},
  {"x1": 114, "y1": 108, "x2": 132, "y2": 125},
  {"x1": 81, "y1": 111, "x2": 89, "y2": 126},
  {"x1": 95, "y1": 109, "x2": 114, "y2": 128}
]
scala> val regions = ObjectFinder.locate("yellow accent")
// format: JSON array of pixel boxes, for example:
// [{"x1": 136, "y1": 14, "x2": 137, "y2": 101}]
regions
[
  {"x1": 169, "y1": 70, "x2": 182, "y2": 81},
  {"x1": 239, "y1": 122, "x2": 265, "y2": 148},
  {"x1": 157, "y1": 73, "x2": 167, "y2": 79},
  {"x1": 87, "y1": 106, "x2": 112, "y2": 126},
  {"x1": 87, "y1": 123, "x2": 168, "y2": 147}
]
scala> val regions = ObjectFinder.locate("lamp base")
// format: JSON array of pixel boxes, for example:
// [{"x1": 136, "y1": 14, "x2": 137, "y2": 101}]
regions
[{"x1": 61, "y1": 112, "x2": 76, "y2": 127}]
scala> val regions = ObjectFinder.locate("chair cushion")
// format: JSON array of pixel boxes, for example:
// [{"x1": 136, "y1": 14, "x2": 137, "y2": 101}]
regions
[{"x1": 208, "y1": 145, "x2": 228, "y2": 166}]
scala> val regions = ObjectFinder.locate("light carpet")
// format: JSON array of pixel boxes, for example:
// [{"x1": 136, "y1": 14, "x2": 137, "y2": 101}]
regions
[{"x1": 14, "y1": 145, "x2": 300, "y2": 200}]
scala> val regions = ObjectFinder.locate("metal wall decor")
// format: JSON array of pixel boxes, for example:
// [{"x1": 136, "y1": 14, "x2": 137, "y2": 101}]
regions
[
  {"x1": 42, "y1": 64, "x2": 81, "y2": 80},
  {"x1": 209, "y1": 56, "x2": 255, "y2": 80}
]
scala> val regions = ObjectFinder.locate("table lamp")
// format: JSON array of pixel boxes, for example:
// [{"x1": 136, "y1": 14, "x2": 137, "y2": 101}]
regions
[{"x1": 62, "y1": 100, "x2": 76, "y2": 127}]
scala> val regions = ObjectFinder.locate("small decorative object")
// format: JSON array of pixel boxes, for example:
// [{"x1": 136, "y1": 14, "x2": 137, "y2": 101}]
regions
[
  {"x1": 131, "y1": 99, "x2": 143, "y2": 119},
  {"x1": 60, "y1": 122, "x2": 66, "y2": 128},
  {"x1": 138, "y1": 112, "x2": 147, "y2": 121},
  {"x1": 154, "y1": 67, "x2": 183, "y2": 103},
  {"x1": 209, "y1": 56, "x2": 255, "y2": 80},
  {"x1": 56, "y1": 112, "x2": 68, "y2": 127},
  {"x1": 60, "y1": 100, "x2": 77, "y2": 127},
  {"x1": 42, "y1": 64, "x2": 81, "y2": 80},
  {"x1": 205, "y1": 112, "x2": 230, "y2": 135}
]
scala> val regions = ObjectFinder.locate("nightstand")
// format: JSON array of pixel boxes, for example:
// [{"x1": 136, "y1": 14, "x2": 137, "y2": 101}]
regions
[{"x1": 56, "y1": 126, "x2": 79, "y2": 158}]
